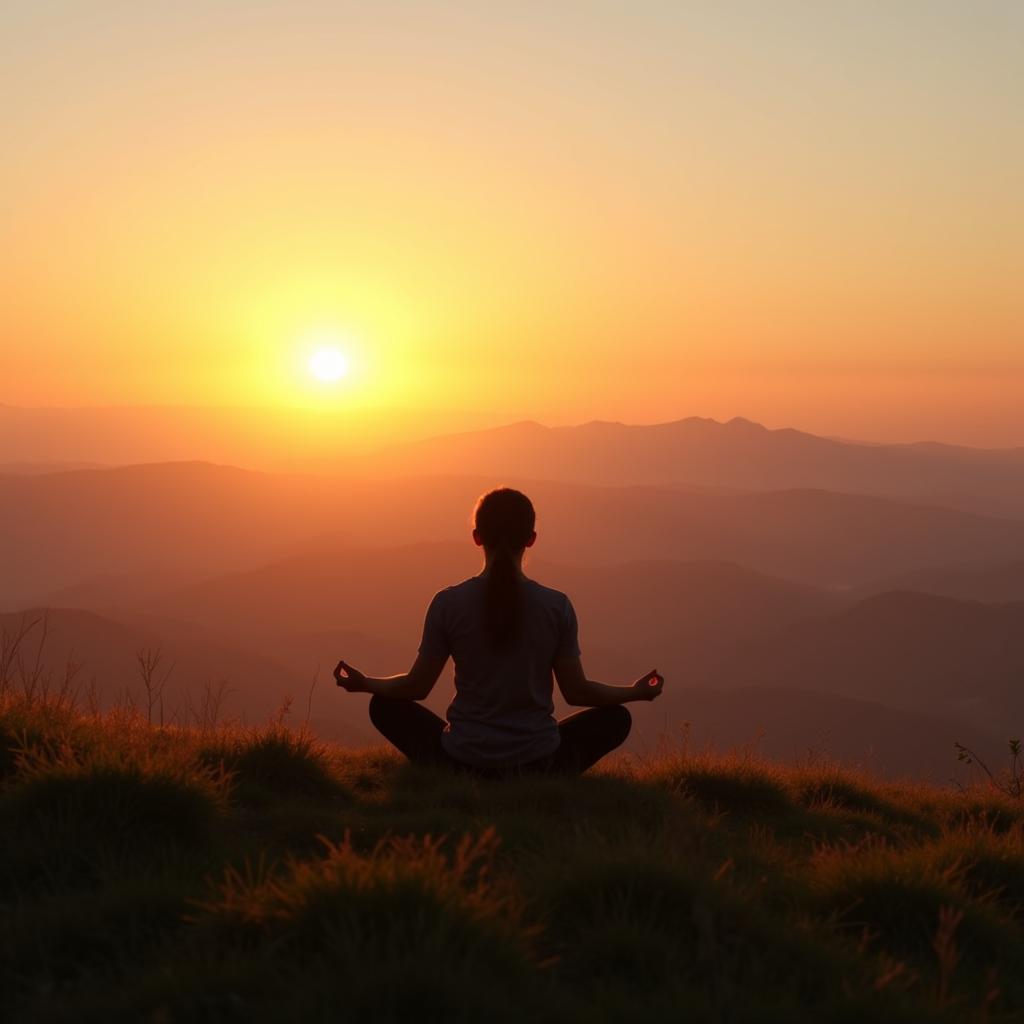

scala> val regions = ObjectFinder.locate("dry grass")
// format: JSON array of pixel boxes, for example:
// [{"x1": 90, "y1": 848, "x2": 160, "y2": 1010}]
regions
[{"x1": 2, "y1": 692, "x2": 1024, "y2": 1022}]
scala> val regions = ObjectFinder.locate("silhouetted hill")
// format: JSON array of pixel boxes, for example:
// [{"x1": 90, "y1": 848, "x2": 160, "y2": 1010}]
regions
[
  {"x1": 720, "y1": 592, "x2": 1024, "y2": 735},
  {"x1": 120, "y1": 548, "x2": 1004, "y2": 778},
  {"x1": 535, "y1": 556, "x2": 832, "y2": 679},
  {"x1": 0, "y1": 608, "x2": 370, "y2": 744},
  {"x1": 151, "y1": 540, "x2": 479, "y2": 646},
  {"x1": 8, "y1": 463, "x2": 1024, "y2": 610},
  {"x1": 661, "y1": 686, "x2": 999, "y2": 781},
  {"x1": 0, "y1": 402, "x2": 498, "y2": 468},
  {"x1": 0, "y1": 461, "x2": 105, "y2": 474},
  {"x1": 8, "y1": 576, "x2": 1011, "y2": 780},
  {"x1": 139, "y1": 547, "x2": 837, "y2": 722},
  {"x1": 526, "y1": 484, "x2": 1024, "y2": 588},
  {"x1": 362, "y1": 416, "x2": 1024, "y2": 517},
  {"x1": 145, "y1": 546, "x2": 829, "y2": 663},
  {"x1": 859, "y1": 561, "x2": 1024, "y2": 604},
  {"x1": 40, "y1": 570, "x2": 207, "y2": 610},
  {"x1": 0, "y1": 462, "x2": 340, "y2": 608}
]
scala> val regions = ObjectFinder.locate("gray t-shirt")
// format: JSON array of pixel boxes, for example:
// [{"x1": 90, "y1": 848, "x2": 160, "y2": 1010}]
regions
[{"x1": 418, "y1": 575, "x2": 581, "y2": 767}]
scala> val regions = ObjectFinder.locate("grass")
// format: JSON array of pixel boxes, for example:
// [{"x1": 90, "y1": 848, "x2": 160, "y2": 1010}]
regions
[{"x1": 2, "y1": 695, "x2": 1024, "y2": 1022}]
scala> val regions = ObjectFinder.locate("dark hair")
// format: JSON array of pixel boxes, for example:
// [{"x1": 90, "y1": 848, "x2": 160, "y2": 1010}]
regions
[{"x1": 473, "y1": 487, "x2": 536, "y2": 650}]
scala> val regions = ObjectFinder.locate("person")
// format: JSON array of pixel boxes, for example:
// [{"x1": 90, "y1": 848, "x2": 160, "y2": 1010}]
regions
[{"x1": 334, "y1": 487, "x2": 664, "y2": 776}]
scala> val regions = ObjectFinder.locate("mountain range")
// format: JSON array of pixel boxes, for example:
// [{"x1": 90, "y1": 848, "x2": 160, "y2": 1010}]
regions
[
  {"x1": 4, "y1": 412, "x2": 1023, "y2": 778},
  {"x1": 356, "y1": 416, "x2": 1024, "y2": 518},
  {"x1": 5, "y1": 459, "x2": 1024, "y2": 609}
]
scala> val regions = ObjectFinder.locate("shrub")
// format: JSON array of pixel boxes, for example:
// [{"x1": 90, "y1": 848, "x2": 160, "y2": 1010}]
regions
[
  {"x1": 649, "y1": 755, "x2": 793, "y2": 814},
  {"x1": 0, "y1": 875, "x2": 191, "y2": 999},
  {"x1": 811, "y1": 838, "x2": 1021, "y2": 981},
  {"x1": 200, "y1": 726, "x2": 346, "y2": 803},
  {"x1": 0, "y1": 737, "x2": 224, "y2": 891},
  {"x1": 186, "y1": 828, "x2": 539, "y2": 1023},
  {"x1": 927, "y1": 828, "x2": 1024, "y2": 918}
]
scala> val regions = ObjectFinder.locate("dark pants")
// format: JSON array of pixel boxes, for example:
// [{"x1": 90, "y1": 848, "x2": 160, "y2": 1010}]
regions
[{"x1": 368, "y1": 695, "x2": 632, "y2": 777}]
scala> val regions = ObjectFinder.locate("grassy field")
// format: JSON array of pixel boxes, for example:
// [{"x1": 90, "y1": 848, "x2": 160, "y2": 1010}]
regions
[{"x1": 2, "y1": 695, "x2": 1023, "y2": 1023}]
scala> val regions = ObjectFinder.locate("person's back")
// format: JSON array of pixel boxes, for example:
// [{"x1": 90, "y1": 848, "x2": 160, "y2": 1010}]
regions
[
  {"x1": 333, "y1": 486, "x2": 664, "y2": 776},
  {"x1": 421, "y1": 575, "x2": 579, "y2": 766}
]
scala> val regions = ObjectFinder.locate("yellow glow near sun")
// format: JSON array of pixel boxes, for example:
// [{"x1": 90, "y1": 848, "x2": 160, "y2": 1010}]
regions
[
  {"x1": 308, "y1": 345, "x2": 349, "y2": 383},
  {"x1": 281, "y1": 325, "x2": 375, "y2": 404}
]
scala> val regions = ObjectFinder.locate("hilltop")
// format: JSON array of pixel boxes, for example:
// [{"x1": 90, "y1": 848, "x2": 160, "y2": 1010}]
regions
[{"x1": 3, "y1": 695, "x2": 1024, "y2": 1022}]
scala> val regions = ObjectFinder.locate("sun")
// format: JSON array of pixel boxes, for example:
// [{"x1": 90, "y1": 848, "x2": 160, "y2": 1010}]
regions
[{"x1": 308, "y1": 346, "x2": 349, "y2": 383}]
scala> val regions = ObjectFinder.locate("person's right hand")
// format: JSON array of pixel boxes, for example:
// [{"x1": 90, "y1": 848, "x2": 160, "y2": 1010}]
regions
[
  {"x1": 334, "y1": 659, "x2": 367, "y2": 693},
  {"x1": 631, "y1": 669, "x2": 664, "y2": 701}
]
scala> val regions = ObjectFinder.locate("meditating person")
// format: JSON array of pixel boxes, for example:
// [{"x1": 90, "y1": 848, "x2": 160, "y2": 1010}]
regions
[{"x1": 334, "y1": 487, "x2": 664, "y2": 775}]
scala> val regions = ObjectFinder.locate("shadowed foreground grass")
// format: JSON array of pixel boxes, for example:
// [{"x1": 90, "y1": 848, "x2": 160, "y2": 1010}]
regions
[{"x1": 2, "y1": 696, "x2": 1024, "y2": 1022}]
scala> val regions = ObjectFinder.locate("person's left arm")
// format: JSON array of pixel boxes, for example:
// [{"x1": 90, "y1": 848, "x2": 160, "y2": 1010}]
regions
[{"x1": 334, "y1": 652, "x2": 448, "y2": 700}]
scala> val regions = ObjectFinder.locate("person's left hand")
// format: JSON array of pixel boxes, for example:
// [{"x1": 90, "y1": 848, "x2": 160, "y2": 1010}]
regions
[
  {"x1": 334, "y1": 659, "x2": 367, "y2": 693},
  {"x1": 631, "y1": 669, "x2": 664, "y2": 702}
]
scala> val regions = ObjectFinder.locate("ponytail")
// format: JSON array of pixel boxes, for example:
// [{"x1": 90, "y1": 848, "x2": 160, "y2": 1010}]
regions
[
  {"x1": 473, "y1": 488, "x2": 536, "y2": 651},
  {"x1": 484, "y1": 545, "x2": 521, "y2": 650}
]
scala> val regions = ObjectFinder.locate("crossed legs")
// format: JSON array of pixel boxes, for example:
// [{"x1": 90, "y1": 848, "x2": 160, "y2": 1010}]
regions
[{"x1": 368, "y1": 695, "x2": 631, "y2": 776}]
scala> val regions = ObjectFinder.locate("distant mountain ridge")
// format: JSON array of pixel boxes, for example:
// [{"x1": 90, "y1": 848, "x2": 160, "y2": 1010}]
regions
[
  {"x1": 357, "y1": 416, "x2": 1024, "y2": 518},
  {"x1": 717, "y1": 590, "x2": 1024, "y2": 735},
  {"x1": 6, "y1": 408, "x2": 1024, "y2": 517},
  {"x1": 858, "y1": 561, "x2": 1024, "y2": 604},
  {"x1": 0, "y1": 403, "x2": 505, "y2": 468}
]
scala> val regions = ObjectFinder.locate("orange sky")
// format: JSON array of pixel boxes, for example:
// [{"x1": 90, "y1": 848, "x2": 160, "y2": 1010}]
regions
[{"x1": 3, "y1": 2, "x2": 1022, "y2": 447}]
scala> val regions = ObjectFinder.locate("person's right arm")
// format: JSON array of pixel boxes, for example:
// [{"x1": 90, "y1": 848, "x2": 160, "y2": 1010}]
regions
[
  {"x1": 334, "y1": 652, "x2": 447, "y2": 700},
  {"x1": 553, "y1": 657, "x2": 664, "y2": 707}
]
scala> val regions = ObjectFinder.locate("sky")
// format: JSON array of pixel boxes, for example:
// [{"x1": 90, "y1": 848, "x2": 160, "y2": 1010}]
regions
[{"x1": 3, "y1": 0, "x2": 1022, "y2": 447}]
